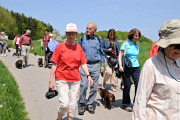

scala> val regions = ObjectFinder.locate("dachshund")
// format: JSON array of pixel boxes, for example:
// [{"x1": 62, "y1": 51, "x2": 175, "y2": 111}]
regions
[
  {"x1": 15, "y1": 59, "x2": 23, "y2": 69},
  {"x1": 38, "y1": 58, "x2": 43, "y2": 67},
  {"x1": 97, "y1": 88, "x2": 115, "y2": 109},
  {"x1": 12, "y1": 53, "x2": 20, "y2": 57}
]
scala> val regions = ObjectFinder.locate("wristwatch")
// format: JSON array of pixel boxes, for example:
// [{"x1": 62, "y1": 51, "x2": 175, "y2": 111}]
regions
[{"x1": 87, "y1": 75, "x2": 90, "y2": 79}]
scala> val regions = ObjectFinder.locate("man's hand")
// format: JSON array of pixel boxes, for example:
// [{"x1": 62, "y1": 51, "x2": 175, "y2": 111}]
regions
[
  {"x1": 88, "y1": 76, "x2": 93, "y2": 87},
  {"x1": 31, "y1": 47, "x2": 34, "y2": 50},
  {"x1": 100, "y1": 66, "x2": 104, "y2": 72}
]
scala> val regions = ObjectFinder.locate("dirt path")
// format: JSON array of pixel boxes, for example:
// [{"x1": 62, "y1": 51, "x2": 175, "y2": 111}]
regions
[{"x1": 0, "y1": 48, "x2": 134, "y2": 120}]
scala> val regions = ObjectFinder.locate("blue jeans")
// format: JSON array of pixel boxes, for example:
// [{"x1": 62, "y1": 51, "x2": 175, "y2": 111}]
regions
[
  {"x1": 122, "y1": 66, "x2": 140, "y2": 107},
  {"x1": 79, "y1": 63, "x2": 100, "y2": 107}
]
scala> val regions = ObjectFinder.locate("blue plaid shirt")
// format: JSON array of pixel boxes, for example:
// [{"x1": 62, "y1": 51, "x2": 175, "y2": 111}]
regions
[{"x1": 78, "y1": 35, "x2": 105, "y2": 66}]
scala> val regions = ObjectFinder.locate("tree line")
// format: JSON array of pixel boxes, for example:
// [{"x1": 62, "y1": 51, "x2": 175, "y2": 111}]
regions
[
  {"x1": 1, "y1": 6, "x2": 152, "y2": 43},
  {"x1": 0, "y1": 6, "x2": 53, "y2": 40}
]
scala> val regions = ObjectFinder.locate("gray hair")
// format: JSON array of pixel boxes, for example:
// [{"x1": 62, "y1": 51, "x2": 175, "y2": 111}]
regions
[
  {"x1": 88, "y1": 22, "x2": 97, "y2": 31},
  {"x1": 26, "y1": 30, "x2": 31, "y2": 33},
  {"x1": 52, "y1": 34, "x2": 56, "y2": 40}
]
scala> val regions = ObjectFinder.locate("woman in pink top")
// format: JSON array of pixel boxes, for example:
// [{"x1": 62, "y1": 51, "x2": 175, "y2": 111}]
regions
[
  {"x1": 49, "y1": 23, "x2": 93, "y2": 120},
  {"x1": 133, "y1": 19, "x2": 180, "y2": 120}
]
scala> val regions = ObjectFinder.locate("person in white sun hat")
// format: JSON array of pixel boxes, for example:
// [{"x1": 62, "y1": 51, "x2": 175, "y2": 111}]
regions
[
  {"x1": 49, "y1": 23, "x2": 93, "y2": 120},
  {"x1": 133, "y1": 19, "x2": 180, "y2": 120}
]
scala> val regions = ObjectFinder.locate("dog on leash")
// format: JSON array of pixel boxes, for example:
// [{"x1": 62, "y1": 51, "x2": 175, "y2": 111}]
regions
[
  {"x1": 97, "y1": 88, "x2": 115, "y2": 109},
  {"x1": 38, "y1": 58, "x2": 43, "y2": 67},
  {"x1": 15, "y1": 59, "x2": 23, "y2": 69},
  {"x1": 12, "y1": 53, "x2": 20, "y2": 57}
]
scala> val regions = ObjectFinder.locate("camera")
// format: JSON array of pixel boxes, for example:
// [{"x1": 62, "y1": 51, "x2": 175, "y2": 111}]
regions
[
  {"x1": 101, "y1": 72, "x2": 104, "y2": 77},
  {"x1": 45, "y1": 88, "x2": 58, "y2": 99}
]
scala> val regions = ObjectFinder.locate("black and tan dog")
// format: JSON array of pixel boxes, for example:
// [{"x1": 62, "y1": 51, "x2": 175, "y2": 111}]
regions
[
  {"x1": 12, "y1": 53, "x2": 20, "y2": 57},
  {"x1": 34, "y1": 52, "x2": 37, "y2": 56},
  {"x1": 38, "y1": 58, "x2": 43, "y2": 67},
  {"x1": 15, "y1": 59, "x2": 23, "y2": 69},
  {"x1": 98, "y1": 88, "x2": 115, "y2": 109}
]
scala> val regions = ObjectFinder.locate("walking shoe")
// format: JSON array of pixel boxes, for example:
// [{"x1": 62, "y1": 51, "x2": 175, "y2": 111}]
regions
[
  {"x1": 102, "y1": 82, "x2": 105, "y2": 89},
  {"x1": 111, "y1": 87, "x2": 117, "y2": 92},
  {"x1": 3, "y1": 54, "x2": 7, "y2": 57},
  {"x1": 123, "y1": 106, "x2": 132, "y2": 112},
  {"x1": 1, "y1": 54, "x2": 3, "y2": 57},
  {"x1": 86, "y1": 106, "x2": 95, "y2": 114},
  {"x1": 78, "y1": 105, "x2": 85, "y2": 115}
]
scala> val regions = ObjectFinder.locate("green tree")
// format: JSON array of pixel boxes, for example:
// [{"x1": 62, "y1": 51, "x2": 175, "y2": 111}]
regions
[{"x1": 0, "y1": 6, "x2": 18, "y2": 39}]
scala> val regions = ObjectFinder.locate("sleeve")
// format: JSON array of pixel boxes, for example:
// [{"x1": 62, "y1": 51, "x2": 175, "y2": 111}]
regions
[
  {"x1": 99, "y1": 37, "x2": 105, "y2": 66},
  {"x1": 148, "y1": 42, "x2": 156, "y2": 58},
  {"x1": 18, "y1": 36, "x2": 23, "y2": 47},
  {"x1": 102, "y1": 39, "x2": 109, "y2": 52},
  {"x1": 120, "y1": 42, "x2": 126, "y2": 50},
  {"x1": 80, "y1": 46, "x2": 87, "y2": 65},
  {"x1": 132, "y1": 59, "x2": 155, "y2": 120},
  {"x1": 30, "y1": 37, "x2": 33, "y2": 47},
  {"x1": 13, "y1": 37, "x2": 16, "y2": 44},
  {"x1": 78, "y1": 36, "x2": 82, "y2": 45},
  {"x1": 116, "y1": 40, "x2": 120, "y2": 53},
  {"x1": 50, "y1": 44, "x2": 61, "y2": 64}
]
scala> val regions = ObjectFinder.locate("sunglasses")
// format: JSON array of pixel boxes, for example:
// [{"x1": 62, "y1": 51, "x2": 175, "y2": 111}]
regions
[{"x1": 169, "y1": 44, "x2": 180, "y2": 50}]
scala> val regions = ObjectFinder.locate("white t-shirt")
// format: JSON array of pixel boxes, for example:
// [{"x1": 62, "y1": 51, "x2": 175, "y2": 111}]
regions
[{"x1": 16, "y1": 38, "x2": 20, "y2": 44}]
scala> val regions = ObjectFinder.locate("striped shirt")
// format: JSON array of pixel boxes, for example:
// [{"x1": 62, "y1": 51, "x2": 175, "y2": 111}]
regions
[
  {"x1": 78, "y1": 35, "x2": 105, "y2": 66},
  {"x1": 133, "y1": 50, "x2": 180, "y2": 120}
]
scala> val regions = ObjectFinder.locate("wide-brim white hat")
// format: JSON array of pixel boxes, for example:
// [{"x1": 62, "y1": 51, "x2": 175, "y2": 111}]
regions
[{"x1": 156, "y1": 19, "x2": 180, "y2": 48}]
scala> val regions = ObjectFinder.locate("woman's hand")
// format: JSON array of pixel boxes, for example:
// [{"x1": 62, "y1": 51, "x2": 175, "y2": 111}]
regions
[
  {"x1": 49, "y1": 80, "x2": 55, "y2": 89},
  {"x1": 108, "y1": 48, "x2": 113, "y2": 52},
  {"x1": 119, "y1": 65, "x2": 124, "y2": 72}
]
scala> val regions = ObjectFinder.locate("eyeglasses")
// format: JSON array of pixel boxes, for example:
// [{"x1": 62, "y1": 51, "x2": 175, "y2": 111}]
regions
[
  {"x1": 169, "y1": 44, "x2": 180, "y2": 50},
  {"x1": 66, "y1": 33, "x2": 76, "y2": 36}
]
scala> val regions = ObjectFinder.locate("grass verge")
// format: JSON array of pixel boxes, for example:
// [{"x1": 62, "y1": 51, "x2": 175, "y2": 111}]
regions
[{"x1": 0, "y1": 60, "x2": 29, "y2": 120}]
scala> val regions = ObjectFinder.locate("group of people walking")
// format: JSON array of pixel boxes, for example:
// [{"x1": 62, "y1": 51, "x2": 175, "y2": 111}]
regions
[
  {"x1": 47, "y1": 22, "x2": 142, "y2": 120},
  {"x1": 48, "y1": 19, "x2": 180, "y2": 120}
]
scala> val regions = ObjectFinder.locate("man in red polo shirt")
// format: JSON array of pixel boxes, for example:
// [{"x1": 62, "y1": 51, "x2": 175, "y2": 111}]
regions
[
  {"x1": 41, "y1": 29, "x2": 52, "y2": 67},
  {"x1": 19, "y1": 30, "x2": 34, "y2": 68}
]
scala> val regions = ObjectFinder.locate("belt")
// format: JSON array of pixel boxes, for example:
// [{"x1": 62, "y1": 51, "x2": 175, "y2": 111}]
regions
[
  {"x1": 87, "y1": 61, "x2": 99, "y2": 64},
  {"x1": 22, "y1": 44, "x2": 29, "y2": 46}
]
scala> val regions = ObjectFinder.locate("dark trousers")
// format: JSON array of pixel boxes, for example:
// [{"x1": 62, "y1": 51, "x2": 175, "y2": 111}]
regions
[
  {"x1": 15, "y1": 44, "x2": 21, "y2": 55},
  {"x1": 122, "y1": 66, "x2": 140, "y2": 107}
]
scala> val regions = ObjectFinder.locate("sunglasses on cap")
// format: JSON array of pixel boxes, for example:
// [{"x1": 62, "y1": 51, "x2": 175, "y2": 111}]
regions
[{"x1": 169, "y1": 44, "x2": 180, "y2": 50}]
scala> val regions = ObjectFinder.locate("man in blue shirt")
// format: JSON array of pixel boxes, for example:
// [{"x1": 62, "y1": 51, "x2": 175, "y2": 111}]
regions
[{"x1": 78, "y1": 22, "x2": 105, "y2": 115}]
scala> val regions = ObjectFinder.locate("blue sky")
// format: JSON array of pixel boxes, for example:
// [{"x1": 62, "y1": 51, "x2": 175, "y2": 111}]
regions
[{"x1": 1, "y1": 0, "x2": 180, "y2": 41}]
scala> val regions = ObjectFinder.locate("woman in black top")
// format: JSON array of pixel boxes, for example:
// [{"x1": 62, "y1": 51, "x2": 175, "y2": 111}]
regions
[{"x1": 102, "y1": 29, "x2": 120, "y2": 92}]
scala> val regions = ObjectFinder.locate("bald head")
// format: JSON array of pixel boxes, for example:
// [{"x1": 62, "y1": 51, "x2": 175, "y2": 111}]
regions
[{"x1": 86, "y1": 22, "x2": 97, "y2": 38}]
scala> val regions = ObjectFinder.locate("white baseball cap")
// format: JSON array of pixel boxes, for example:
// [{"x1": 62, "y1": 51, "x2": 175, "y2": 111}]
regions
[{"x1": 65, "y1": 23, "x2": 78, "y2": 32}]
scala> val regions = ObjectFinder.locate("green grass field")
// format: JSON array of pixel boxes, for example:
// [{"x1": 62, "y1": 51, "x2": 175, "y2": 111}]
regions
[{"x1": 0, "y1": 61, "x2": 29, "y2": 120}]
